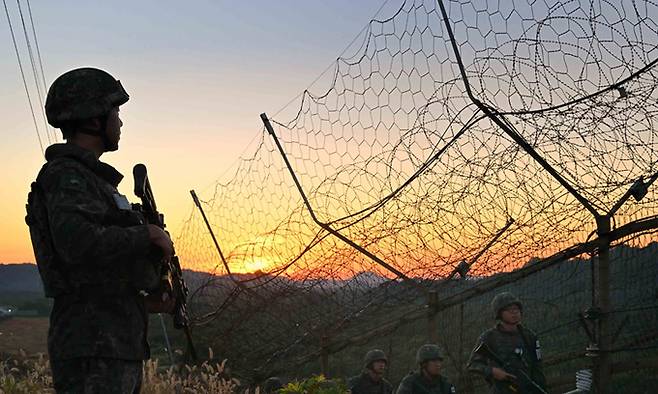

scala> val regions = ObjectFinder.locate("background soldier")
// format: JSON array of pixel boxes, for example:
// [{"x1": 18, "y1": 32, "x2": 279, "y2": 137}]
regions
[
  {"x1": 396, "y1": 344, "x2": 456, "y2": 394},
  {"x1": 467, "y1": 292, "x2": 547, "y2": 394},
  {"x1": 348, "y1": 349, "x2": 393, "y2": 394},
  {"x1": 25, "y1": 67, "x2": 174, "y2": 393}
]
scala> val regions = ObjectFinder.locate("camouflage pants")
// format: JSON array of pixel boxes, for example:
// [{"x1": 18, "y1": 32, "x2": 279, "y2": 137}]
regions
[{"x1": 50, "y1": 357, "x2": 143, "y2": 394}]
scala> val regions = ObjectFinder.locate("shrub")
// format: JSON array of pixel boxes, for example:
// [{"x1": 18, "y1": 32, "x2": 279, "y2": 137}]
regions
[{"x1": 279, "y1": 375, "x2": 348, "y2": 394}]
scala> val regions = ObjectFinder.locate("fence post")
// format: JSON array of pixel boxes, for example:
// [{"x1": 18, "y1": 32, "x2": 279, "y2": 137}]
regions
[
  {"x1": 320, "y1": 335, "x2": 329, "y2": 377},
  {"x1": 458, "y1": 302, "x2": 473, "y2": 393},
  {"x1": 593, "y1": 215, "x2": 612, "y2": 393},
  {"x1": 388, "y1": 337, "x2": 394, "y2": 379},
  {"x1": 428, "y1": 290, "x2": 438, "y2": 343}
]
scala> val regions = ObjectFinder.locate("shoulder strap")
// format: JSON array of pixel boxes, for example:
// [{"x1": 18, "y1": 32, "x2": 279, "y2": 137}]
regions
[
  {"x1": 517, "y1": 325, "x2": 539, "y2": 363},
  {"x1": 444, "y1": 381, "x2": 456, "y2": 394},
  {"x1": 480, "y1": 328, "x2": 495, "y2": 350}
]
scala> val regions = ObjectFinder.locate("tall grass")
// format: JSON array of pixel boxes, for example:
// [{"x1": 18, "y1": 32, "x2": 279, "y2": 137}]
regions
[{"x1": 0, "y1": 350, "x2": 238, "y2": 394}]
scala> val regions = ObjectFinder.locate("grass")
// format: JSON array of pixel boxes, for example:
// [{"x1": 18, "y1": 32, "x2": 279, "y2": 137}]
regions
[{"x1": 0, "y1": 350, "x2": 239, "y2": 394}]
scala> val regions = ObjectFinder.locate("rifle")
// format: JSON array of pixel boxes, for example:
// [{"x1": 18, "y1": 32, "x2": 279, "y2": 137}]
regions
[
  {"x1": 133, "y1": 163, "x2": 198, "y2": 361},
  {"x1": 474, "y1": 341, "x2": 547, "y2": 394}
]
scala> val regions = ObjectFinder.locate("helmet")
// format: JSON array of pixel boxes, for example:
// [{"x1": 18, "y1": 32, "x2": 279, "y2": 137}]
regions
[
  {"x1": 491, "y1": 292, "x2": 523, "y2": 319},
  {"x1": 363, "y1": 349, "x2": 387, "y2": 369},
  {"x1": 263, "y1": 377, "x2": 283, "y2": 393},
  {"x1": 416, "y1": 344, "x2": 444, "y2": 364},
  {"x1": 317, "y1": 379, "x2": 341, "y2": 391},
  {"x1": 45, "y1": 67, "x2": 129, "y2": 128}
]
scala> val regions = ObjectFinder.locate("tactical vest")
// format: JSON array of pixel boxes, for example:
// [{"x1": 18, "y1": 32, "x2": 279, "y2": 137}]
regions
[
  {"x1": 350, "y1": 373, "x2": 393, "y2": 394},
  {"x1": 481, "y1": 325, "x2": 540, "y2": 368},
  {"x1": 482, "y1": 326, "x2": 544, "y2": 394},
  {"x1": 25, "y1": 159, "x2": 161, "y2": 297},
  {"x1": 407, "y1": 372, "x2": 455, "y2": 394}
]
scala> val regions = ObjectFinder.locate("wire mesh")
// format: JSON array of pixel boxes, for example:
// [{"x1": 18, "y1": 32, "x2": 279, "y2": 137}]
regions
[{"x1": 172, "y1": 0, "x2": 658, "y2": 388}]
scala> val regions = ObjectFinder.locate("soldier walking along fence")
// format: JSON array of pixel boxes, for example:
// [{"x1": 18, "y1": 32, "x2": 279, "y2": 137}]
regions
[{"x1": 174, "y1": 1, "x2": 658, "y2": 392}]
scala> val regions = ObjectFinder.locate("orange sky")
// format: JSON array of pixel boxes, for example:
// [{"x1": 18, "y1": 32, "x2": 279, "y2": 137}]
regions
[
  {"x1": 0, "y1": 1, "x2": 390, "y2": 266},
  {"x1": 4, "y1": 1, "x2": 656, "y2": 277}
]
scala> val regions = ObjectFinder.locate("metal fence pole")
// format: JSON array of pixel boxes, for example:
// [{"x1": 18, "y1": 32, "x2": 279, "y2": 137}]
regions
[
  {"x1": 428, "y1": 290, "x2": 438, "y2": 343},
  {"x1": 593, "y1": 215, "x2": 612, "y2": 393},
  {"x1": 320, "y1": 335, "x2": 330, "y2": 377}
]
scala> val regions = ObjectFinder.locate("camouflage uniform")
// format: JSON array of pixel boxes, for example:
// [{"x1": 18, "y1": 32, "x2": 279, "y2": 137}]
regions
[
  {"x1": 396, "y1": 372, "x2": 455, "y2": 394},
  {"x1": 467, "y1": 293, "x2": 546, "y2": 394},
  {"x1": 396, "y1": 345, "x2": 456, "y2": 394},
  {"x1": 50, "y1": 358, "x2": 143, "y2": 394},
  {"x1": 26, "y1": 68, "x2": 153, "y2": 393},
  {"x1": 348, "y1": 372, "x2": 393, "y2": 394},
  {"x1": 348, "y1": 349, "x2": 393, "y2": 394}
]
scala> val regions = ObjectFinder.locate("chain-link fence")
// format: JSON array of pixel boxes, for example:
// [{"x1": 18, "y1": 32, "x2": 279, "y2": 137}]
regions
[{"x1": 172, "y1": 1, "x2": 658, "y2": 391}]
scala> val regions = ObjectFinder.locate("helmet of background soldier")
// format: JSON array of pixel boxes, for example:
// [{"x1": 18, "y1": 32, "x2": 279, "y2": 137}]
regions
[
  {"x1": 415, "y1": 344, "x2": 444, "y2": 364},
  {"x1": 491, "y1": 291, "x2": 523, "y2": 319},
  {"x1": 363, "y1": 349, "x2": 388, "y2": 369},
  {"x1": 317, "y1": 379, "x2": 342, "y2": 391},
  {"x1": 45, "y1": 67, "x2": 129, "y2": 129},
  {"x1": 262, "y1": 377, "x2": 283, "y2": 394}
]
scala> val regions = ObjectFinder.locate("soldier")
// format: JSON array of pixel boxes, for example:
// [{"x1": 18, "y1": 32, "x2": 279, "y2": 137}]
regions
[
  {"x1": 467, "y1": 292, "x2": 547, "y2": 394},
  {"x1": 396, "y1": 344, "x2": 456, "y2": 394},
  {"x1": 348, "y1": 349, "x2": 393, "y2": 394},
  {"x1": 25, "y1": 67, "x2": 174, "y2": 393}
]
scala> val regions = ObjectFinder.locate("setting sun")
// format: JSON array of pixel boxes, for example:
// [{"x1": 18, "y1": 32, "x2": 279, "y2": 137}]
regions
[{"x1": 233, "y1": 258, "x2": 273, "y2": 274}]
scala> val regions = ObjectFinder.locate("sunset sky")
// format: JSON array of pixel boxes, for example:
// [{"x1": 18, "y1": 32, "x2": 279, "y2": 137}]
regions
[
  {"x1": 0, "y1": 0, "x2": 390, "y2": 264},
  {"x1": 4, "y1": 1, "x2": 655, "y2": 279}
]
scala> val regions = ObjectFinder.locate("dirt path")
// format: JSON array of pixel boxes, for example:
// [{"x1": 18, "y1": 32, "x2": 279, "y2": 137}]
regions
[{"x1": 0, "y1": 317, "x2": 48, "y2": 355}]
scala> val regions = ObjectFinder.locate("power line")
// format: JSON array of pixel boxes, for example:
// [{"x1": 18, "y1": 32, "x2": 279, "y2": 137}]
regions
[
  {"x1": 25, "y1": 0, "x2": 54, "y2": 142},
  {"x1": 25, "y1": 0, "x2": 47, "y2": 99},
  {"x1": 3, "y1": 0, "x2": 44, "y2": 154},
  {"x1": 16, "y1": 0, "x2": 51, "y2": 144}
]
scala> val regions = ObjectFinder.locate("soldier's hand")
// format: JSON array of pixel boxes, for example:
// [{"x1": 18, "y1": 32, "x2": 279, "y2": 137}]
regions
[
  {"x1": 147, "y1": 224, "x2": 173, "y2": 258},
  {"x1": 144, "y1": 291, "x2": 176, "y2": 314},
  {"x1": 491, "y1": 367, "x2": 516, "y2": 381}
]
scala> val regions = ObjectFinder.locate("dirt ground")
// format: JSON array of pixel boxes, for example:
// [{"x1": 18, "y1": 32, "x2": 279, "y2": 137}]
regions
[{"x1": 0, "y1": 317, "x2": 49, "y2": 355}]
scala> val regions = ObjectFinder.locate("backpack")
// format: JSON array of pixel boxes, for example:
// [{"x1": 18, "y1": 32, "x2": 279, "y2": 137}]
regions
[{"x1": 25, "y1": 164, "x2": 71, "y2": 297}]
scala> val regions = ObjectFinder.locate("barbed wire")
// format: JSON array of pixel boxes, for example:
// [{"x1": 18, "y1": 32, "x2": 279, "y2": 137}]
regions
[{"x1": 173, "y1": 0, "x2": 658, "y2": 385}]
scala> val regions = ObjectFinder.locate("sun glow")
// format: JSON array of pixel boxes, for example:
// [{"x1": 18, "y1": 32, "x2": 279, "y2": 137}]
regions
[{"x1": 231, "y1": 258, "x2": 272, "y2": 274}]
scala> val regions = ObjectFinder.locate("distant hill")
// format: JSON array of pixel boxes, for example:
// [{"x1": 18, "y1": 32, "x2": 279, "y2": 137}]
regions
[
  {"x1": 0, "y1": 264, "x2": 397, "y2": 308},
  {"x1": 0, "y1": 264, "x2": 43, "y2": 293},
  {"x1": 0, "y1": 263, "x2": 219, "y2": 295}
]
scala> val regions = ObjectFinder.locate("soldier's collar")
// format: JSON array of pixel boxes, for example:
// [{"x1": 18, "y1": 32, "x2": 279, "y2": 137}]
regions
[
  {"x1": 418, "y1": 371, "x2": 444, "y2": 386},
  {"x1": 362, "y1": 370, "x2": 383, "y2": 383},
  {"x1": 495, "y1": 322, "x2": 523, "y2": 334},
  {"x1": 45, "y1": 143, "x2": 124, "y2": 187}
]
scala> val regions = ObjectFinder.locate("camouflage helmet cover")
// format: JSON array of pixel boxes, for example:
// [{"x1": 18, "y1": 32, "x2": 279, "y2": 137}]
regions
[
  {"x1": 45, "y1": 67, "x2": 129, "y2": 128},
  {"x1": 363, "y1": 349, "x2": 388, "y2": 369},
  {"x1": 491, "y1": 291, "x2": 523, "y2": 319},
  {"x1": 416, "y1": 344, "x2": 444, "y2": 364},
  {"x1": 263, "y1": 377, "x2": 283, "y2": 393}
]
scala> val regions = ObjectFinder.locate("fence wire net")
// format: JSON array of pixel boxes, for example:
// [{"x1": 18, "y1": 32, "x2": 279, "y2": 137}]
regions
[
  {"x1": 171, "y1": 0, "x2": 658, "y2": 388},
  {"x1": 301, "y1": 228, "x2": 658, "y2": 393}
]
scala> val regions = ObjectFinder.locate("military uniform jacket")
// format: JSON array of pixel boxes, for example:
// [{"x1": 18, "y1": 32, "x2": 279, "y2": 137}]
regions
[
  {"x1": 348, "y1": 371, "x2": 393, "y2": 394},
  {"x1": 467, "y1": 324, "x2": 546, "y2": 394},
  {"x1": 28, "y1": 143, "x2": 153, "y2": 361},
  {"x1": 395, "y1": 371, "x2": 455, "y2": 394}
]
